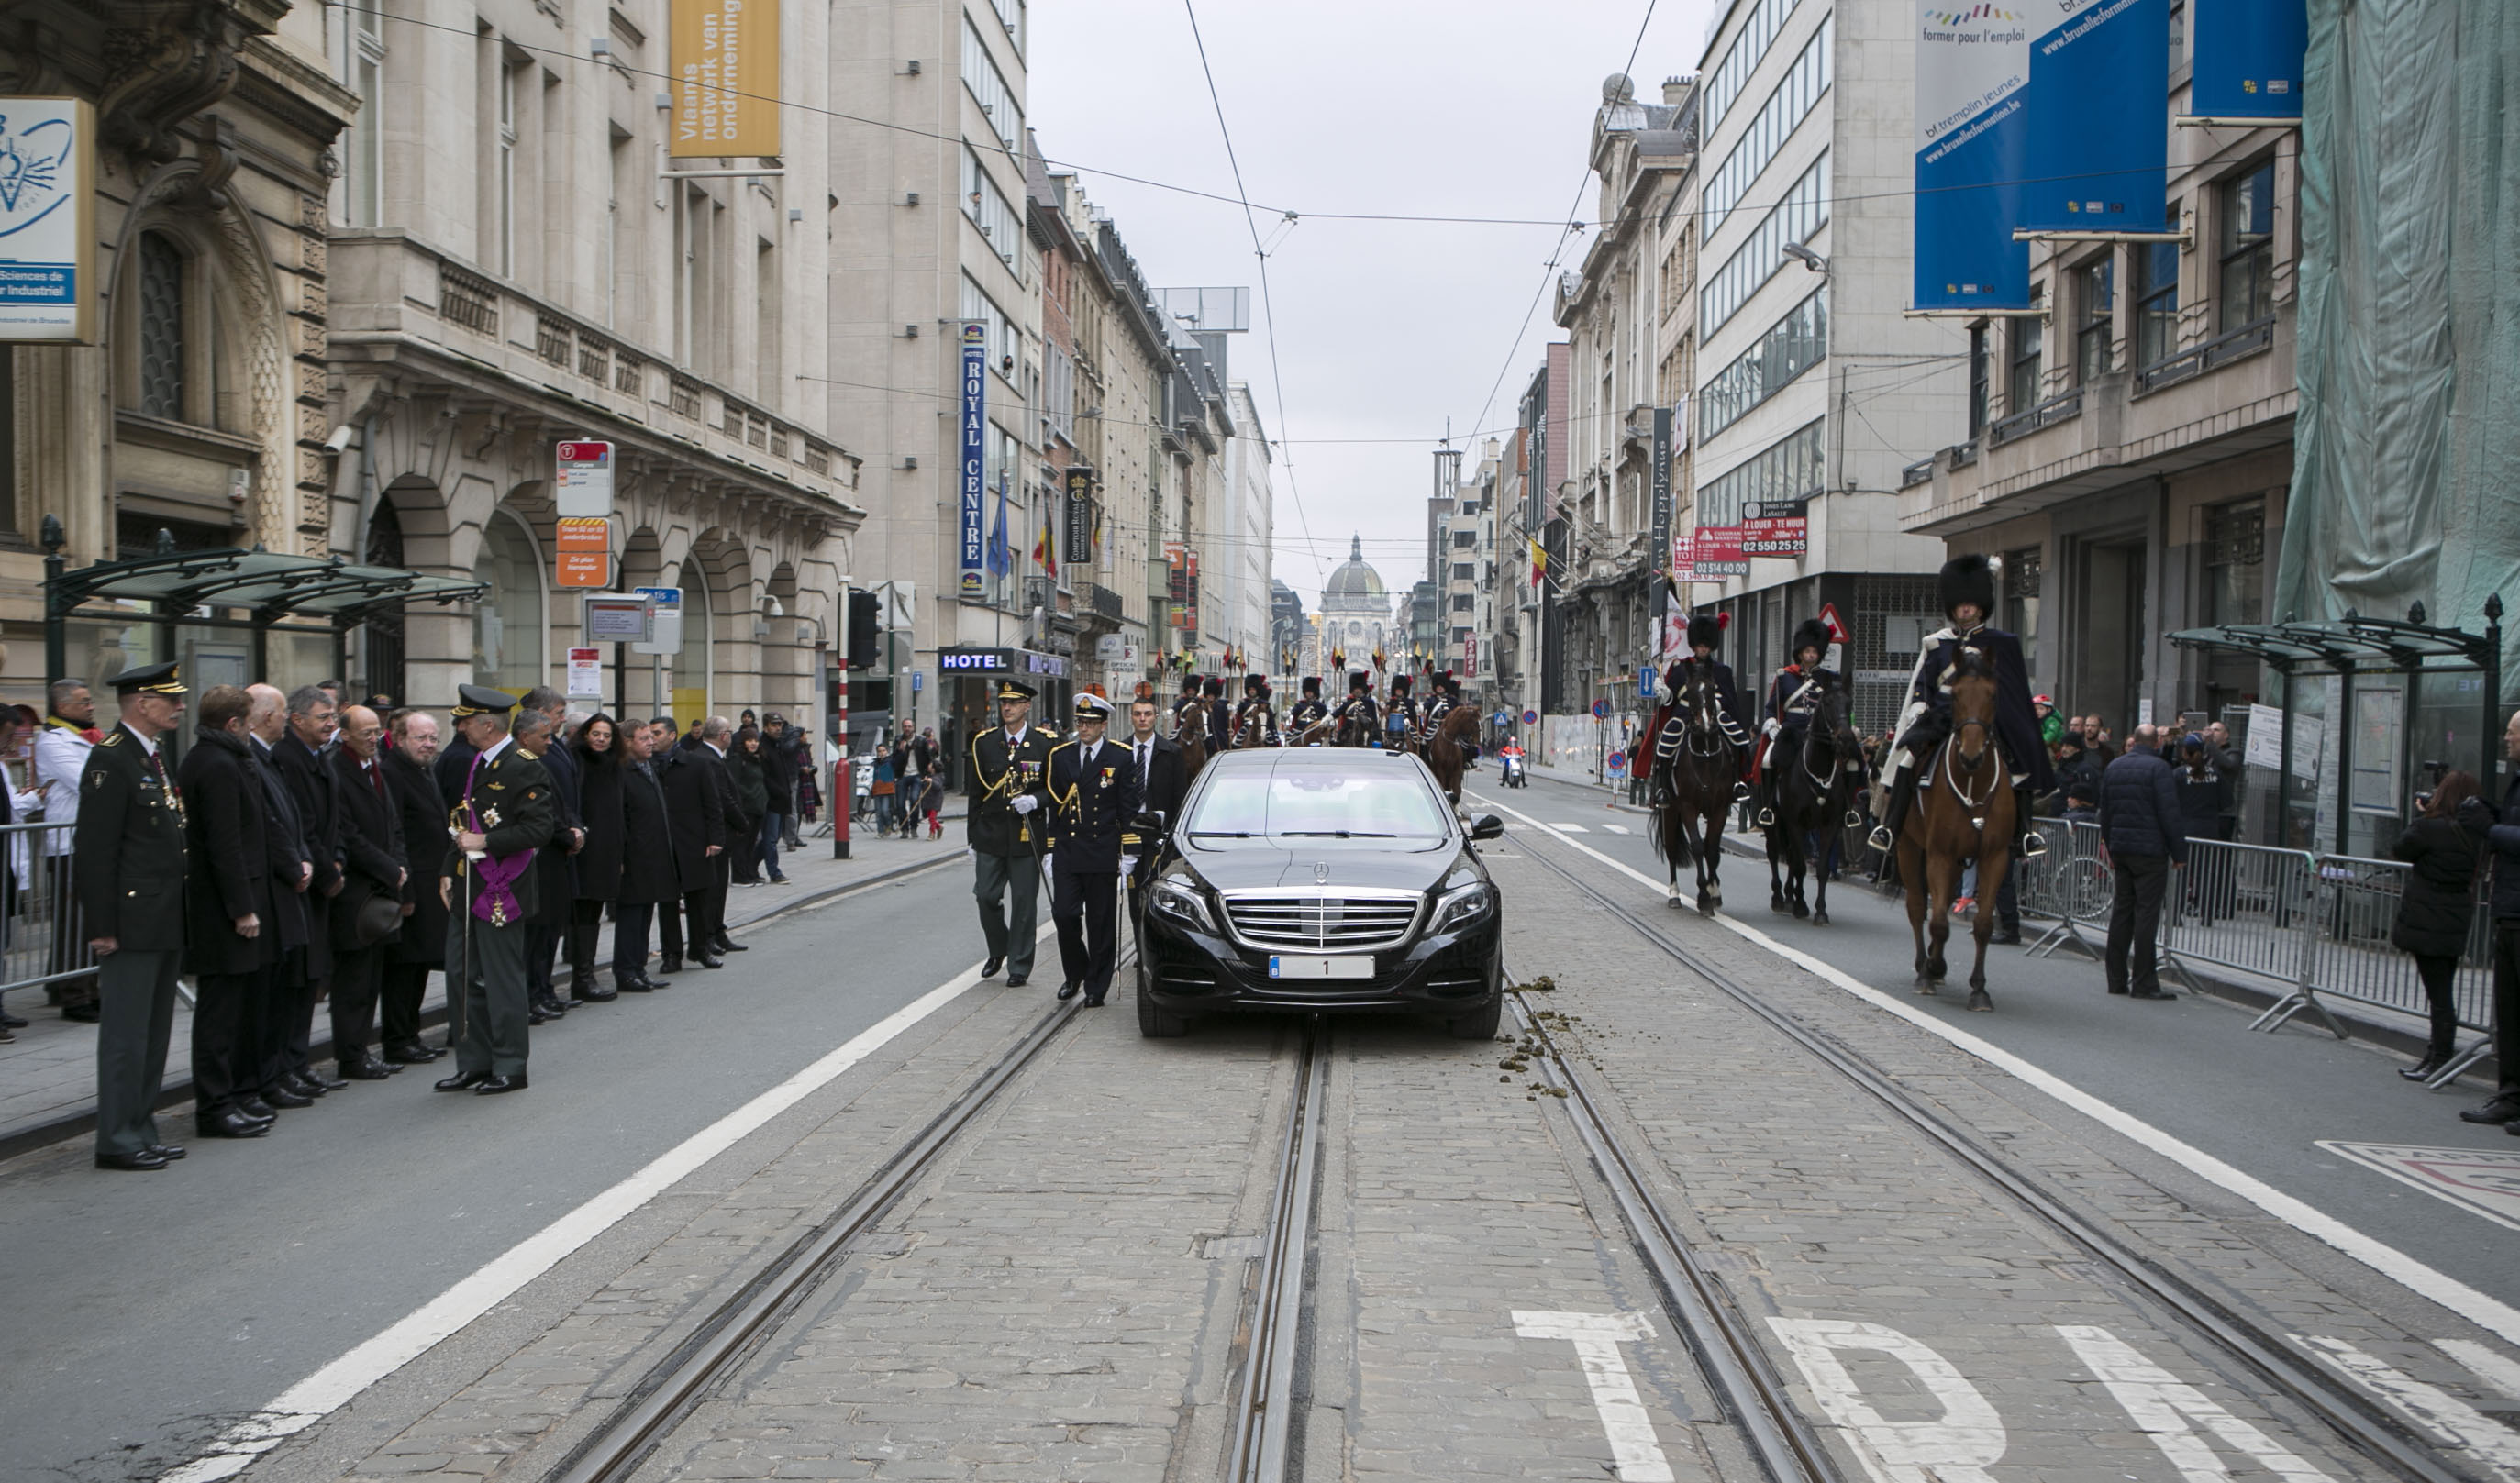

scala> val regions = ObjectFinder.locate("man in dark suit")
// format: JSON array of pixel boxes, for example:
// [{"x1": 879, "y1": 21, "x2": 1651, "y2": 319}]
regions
[
  {"x1": 968, "y1": 679, "x2": 1059, "y2": 986},
  {"x1": 1122, "y1": 696, "x2": 1187, "y2": 913},
  {"x1": 612, "y1": 717, "x2": 683, "y2": 991},
  {"x1": 1046, "y1": 694, "x2": 1141, "y2": 1006},
  {"x1": 179, "y1": 684, "x2": 276, "y2": 1142},
  {"x1": 695, "y1": 716, "x2": 749, "y2": 957},
  {"x1": 76, "y1": 661, "x2": 190, "y2": 1170},
  {"x1": 270, "y1": 684, "x2": 347, "y2": 1095},
  {"x1": 244, "y1": 684, "x2": 319, "y2": 1106},
  {"x1": 380, "y1": 708, "x2": 449, "y2": 1063},
  {"x1": 327, "y1": 704, "x2": 408, "y2": 1079},
  {"x1": 658, "y1": 715, "x2": 727, "y2": 970},
  {"x1": 515, "y1": 690, "x2": 582, "y2": 1021},
  {"x1": 436, "y1": 685, "x2": 557, "y2": 1095}
]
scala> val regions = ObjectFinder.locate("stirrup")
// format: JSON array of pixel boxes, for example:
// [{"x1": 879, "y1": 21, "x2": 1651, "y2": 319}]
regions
[
  {"x1": 1755, "y1": 807, "x2": 1776, "y2": 827},
  {"x1": 1846, "y1": 809, "x2": 1865, "y2": 829},
  {"x1": 1731, "y1": 781, "x2": 1752, "y2": 802},
  {"x1": 1868, "y1": 825, "x2": 1895, "y2": 852},
  {"x1": 2018, "y1": 831, "x2": 2048, "y2": 858}
]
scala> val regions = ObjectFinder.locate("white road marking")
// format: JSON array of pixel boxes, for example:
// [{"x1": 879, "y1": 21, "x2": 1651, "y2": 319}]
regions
[
  {"x1": 2317, "y1": 1140, "x2": 2520, "y2": 1232},
  {"x1": 1511, "y1": 1311, "x2": 1675, "y2": 1482},
  {"x1": 1767, "y1": 1318, "x2": 2005, "y2": 1483},
  {"x1": 2298, "y1": 1335, "x2": 2520, "y2": 1480},
  {"x1": 159, "y1": 940, "x2": 1043, "y2": 1483},
  {"x1": 1602, "y1": 824, "x2": 1633, "y2": 835},
  {"x1": 1546, "y1": 821, "x2": 1591, "y2": 833},
  {"x1": 2057, "y1": 1325, "x2": 2334, "y2": 1479},
  {"x1": 1465, "y1": 788, "x2": 2520, "y2": 1348},
  {"x1": 2442, "y1": 1338, "x2": 2520, "y2": 1401}
]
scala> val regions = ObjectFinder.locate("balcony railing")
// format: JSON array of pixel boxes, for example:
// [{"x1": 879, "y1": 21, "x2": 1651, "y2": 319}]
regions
[
  {"x1": 1900, "y1": 457, "x2": 1936, "y2": 489},
  {"x1": 1950, "y1": 439, "x2": 1979, "y2": 469},
  {"x1": 1987, "y1": 387, "x2": 2084, "y2": 448},
  {"x1": 2133, "y1": 318, "x2": 2276, "y2": 395},
  {"x1": 439, "y1": 265, "x2": 499, "y2": 338}
]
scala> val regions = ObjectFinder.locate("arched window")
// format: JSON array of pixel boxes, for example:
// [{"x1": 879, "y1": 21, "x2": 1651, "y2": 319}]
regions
[
  {"x1": 673, "y1": 558, "x2": 712, "y2": 714},
  {"x1": 472, "y1": 509, "x2": 547, "y2": 692},
  {"x1": 136, "y1": 233, "x2": 185, "y2": 420}
]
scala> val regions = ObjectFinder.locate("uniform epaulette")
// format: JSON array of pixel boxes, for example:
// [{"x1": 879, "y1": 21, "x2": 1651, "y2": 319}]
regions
[
  {"x1": 101, "y1": 732, "x2": 121, "y2": 746},
  {"x1": 1039, "y1": 727, "x2": 1060, "y2": 738}
]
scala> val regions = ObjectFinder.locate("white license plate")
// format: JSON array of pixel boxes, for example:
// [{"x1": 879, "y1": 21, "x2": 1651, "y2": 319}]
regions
[{"x1": 1269, "y1": 955, "x2": 1375, "y2": 980}]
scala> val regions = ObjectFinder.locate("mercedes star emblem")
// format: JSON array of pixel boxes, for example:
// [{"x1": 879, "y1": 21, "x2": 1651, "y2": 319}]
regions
[{"x1": 1313, "y1": 861, "x2": 1331, "y2": 884}]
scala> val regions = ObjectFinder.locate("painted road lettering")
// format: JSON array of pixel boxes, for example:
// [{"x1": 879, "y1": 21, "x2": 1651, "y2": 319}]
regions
[
  {"x1": 2056, "y1": 1325, "x2": 2334, "y2": 1480},
  {"x1": 1767, "y1": 1318, "x2": 2004, "y2": 1483},
  {"x1": 1511, "y1": 1310, "x2": 1675, "y2": 1483}
]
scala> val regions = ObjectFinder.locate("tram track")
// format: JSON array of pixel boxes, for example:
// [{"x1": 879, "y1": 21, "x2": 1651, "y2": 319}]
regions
[
  {"x1": 1225, "y1": 1015, "x2": 1327, "y2": 1483},
  {"x1": 1498, "y1": 816, "x2": 2473, "y2": 1483}
]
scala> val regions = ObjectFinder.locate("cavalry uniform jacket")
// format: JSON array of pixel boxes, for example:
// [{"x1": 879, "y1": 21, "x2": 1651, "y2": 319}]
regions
[
  {"x1": 1333, "y1": 692, "x2": 1381, "y2": 746},
  {"x1": 967, "y1": 723, "x2": 1059, "y2": 856},
  {"x1": 1046, "y1": 738, "x2": 1143, "y2": 874},
  {"x1": 178, "y1": 728, "x2": 274, "y2": 977},
  {"x1": 1896, "y1": 625, "x2": 2053, "y2": 791},
  {"x1": 329, "y1": 746, "x2": 408, "y2": 948},
  {"x1": 382, "y1": 745, "x2": 448, "y2": 966},
  {"x1": 1285, "y1": 698, "x2": 1330, "y2": 744},
  {"x1": 1230, "y1": 697, "x2": 1279, "y2": 748},
  {"x1": 73, "y1": 723, "x2": 187, "y2": 954},
  {"x1": 441, "y1": 739, "x2": 560, "y2": 920},
  {"x1": 1765, "y1": 665, "x2": 1837, "y2": 736}
]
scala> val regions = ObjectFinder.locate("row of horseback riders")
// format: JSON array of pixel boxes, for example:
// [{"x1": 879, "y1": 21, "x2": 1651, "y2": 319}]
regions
[
  {"x1": 1648, "y1": 553, "x2": 2051, "y2": 863},
  {"x1": 1163, "y1": 670, "x2": 1473, "y2": 755}
]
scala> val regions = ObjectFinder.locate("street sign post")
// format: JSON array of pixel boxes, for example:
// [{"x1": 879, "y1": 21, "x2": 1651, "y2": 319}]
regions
[
  {"x1": 555, "y1": 516, "x2": 611, "y2": 587},
  {"x1": 631, "y1": 586, "x2": 683, "y2": 656},
  {"x1": 1638, "y1": 666, "x2": 1656, "y2": 698},
  {"x1": 555, "y1": 440, "x2": 614, "y2": 517},
  {"x1": 1522, "y1": 708, "x2": 1539, "y2": 726},
  {"x1": 1818, "y1": 602, "x2": 1851, "y2": 647},
  {"x1": 1591, "y1": 699, "x2": 1611, "y2": 720},
  {"x1": 565, "y1": 647, "x2": 603, "y2": 699}
]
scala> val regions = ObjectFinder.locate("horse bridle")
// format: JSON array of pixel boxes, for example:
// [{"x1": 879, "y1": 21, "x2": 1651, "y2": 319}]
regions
[
  {"x1": 1945, "y1": 714, "x2": 1998, "y2": 812},
  {"x1": 1679, "y1": 666, "x2": 1724, "y2": 758}
]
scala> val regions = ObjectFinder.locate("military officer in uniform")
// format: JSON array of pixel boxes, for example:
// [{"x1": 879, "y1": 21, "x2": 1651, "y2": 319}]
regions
[
  {"x1": 76, "y1": 661, "x2": 190, "y2": 1170},
  {"x1": 1046, "y1": 693, "x2": 1142, "y2": 1005},
  {"x1": 1285, "y1": 676, "x2": 1330, "y2": 746},
  {"x1": 436, "y1": 685, "x2": 557, "y2": 1095},
  {"x1": 968, "y1": 678, "x2": 1059, "y2": 986}
]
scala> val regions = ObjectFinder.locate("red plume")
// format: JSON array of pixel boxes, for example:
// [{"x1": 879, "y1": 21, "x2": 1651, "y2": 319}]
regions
[{"x1": 1715, "y1": 611, "x2": 1731, "y2": 629}]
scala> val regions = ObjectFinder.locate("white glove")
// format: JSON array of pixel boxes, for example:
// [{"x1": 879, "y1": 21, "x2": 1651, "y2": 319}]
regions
[
  {"x1": 1761, "y1": 717, "x2": 1782, "y2": 738},
  {"x1": 1011, "y1": 794, "x2": 1038, "y2": 815},
  {"x1": 1120, "y1": 855, "x2": 1138, "y2": 876}
]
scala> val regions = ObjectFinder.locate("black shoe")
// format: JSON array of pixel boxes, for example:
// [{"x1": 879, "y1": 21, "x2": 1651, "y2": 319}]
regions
[
  {"x1": 2459, "y1": 1097, "x2": 2520, "y2": 1125},
  {"x1": 434, "y1": 1069, "x2": 490, "y2": 1091},
  {"x1": 196, "y1": 1108, "x2": 271, "y2": 1139},
  {"x1": 2401, "y1": 1050, "x2": 2452, "y2": 1082},
  {"x1": 715, "y1": 936, "x2": 749, "y2": 952},
  {"x1": 95, "y1": 1148, "x2": 168, "y2": 1171},
  {"x1": 236, "y1": 1097, "x2": 278, "y2": 1122},
  {"x1": 617, "y1": 975, "x2": 654, "y2": 993},
  {"x1": 982, "y1": 956, "x2": 1004, "y2": 979},
  {"x1": 691, "y1": 950, "x2": 724, "y2": 970},
  {"x1": 339, "y1": 1056, "x2": 397, "y2": 1081},
  {"x1": 149, "y1": 1143, "x2": 186, "y2": 1160},
  {"x1": 1082, "y1": 993, "x2": 1106, "y2": 1008},
  {"x1": 527, "y1": 1003, "x2": 550, "y2": 1026},
  {"x1": 636, "y1": 972, "x2": 672, "y2": 991},
  {"x1": 62, "y1": 1002, "x2": 101, "y2": 1023},
  {"x1": 1988, "y1": 927, "x2": 2022, "y2": 946},
  {"x1": 259, "y1": 1084, "x2": 315, "y2": 1110},
  {"x1": 661, "y1": 953, "x2": 684, "y2": 975},
  {"x1": 474, "y1": 1073, "x2": 527, "y2": 1095},
  {"x1": 305, "y1": 1068, "x2": 349, "y2": 1093},
  {"x1": 383, "y1": 1041, "x2": 440, "y2": 1065},
  {"x1": 579, "y1": 985, "x2": 619, "y2": 1003},
  {"x1": 1056, "y1": 982, "x2": 1081, "y2": 1001},
  {"x1": 0, "y1": 1008, "x2": 26, "y2": 1028},
  {"x1": 2129, "y1": 988, "x2": 2178, "y2": 1001},
  {"x1": 1006, "y1": 971, "x2": 1029, "y2": 988}
]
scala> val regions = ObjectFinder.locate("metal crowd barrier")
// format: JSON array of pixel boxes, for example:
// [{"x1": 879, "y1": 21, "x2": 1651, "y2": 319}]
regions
[{"x1": 0, "y1": 819, "x2": 98, "y2": 1007}]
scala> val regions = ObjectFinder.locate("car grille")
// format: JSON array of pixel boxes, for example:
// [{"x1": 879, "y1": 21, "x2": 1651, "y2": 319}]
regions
[{"x1": 1220, "y1": 891, "x2": 1423, "y2": 953}]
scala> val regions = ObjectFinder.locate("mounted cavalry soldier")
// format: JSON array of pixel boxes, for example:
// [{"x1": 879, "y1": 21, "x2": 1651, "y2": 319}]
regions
[
  {"x1": 1285, "y1": 676, "x2": 1330, "y2": 746},
  {"x1": 1171, "y1": 673, "x2": 1206, "y2": 740},
  {"x1": 1868, "y1": 553, "x2": 2052, "y2": 858},
  {"x1": 968, "y1": 678, "x2": 1059, "y2": 987},
  {"x1": 1649, "y1": 614, "x2": 1754, "y2": 802},
  {"x1": 1230, "y1": 673, "x2": 1280, "y2": 748},
  {"x1": 1045, "y1": 693, "x2": 1141, "y2": 1006},
  {"x1": 1383, "y1": 672, "x2": 1422, "y2": 752},
  {"x1": 1334, "y1": 670, "x2": 1380, "y2": 747},
  {"x1": 1755, "y1": 619, "x2": 1839, "y2": 828}
]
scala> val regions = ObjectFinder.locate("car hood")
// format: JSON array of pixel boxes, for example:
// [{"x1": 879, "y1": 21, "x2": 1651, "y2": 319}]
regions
[{"x1": 1180, "y1": 843, "x2": 1462, "y2": 894}]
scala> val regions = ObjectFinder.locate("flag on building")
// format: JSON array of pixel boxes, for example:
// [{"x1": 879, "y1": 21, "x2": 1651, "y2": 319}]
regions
[{"x1": 1529, "y1": 537, "x2": 1547, "y2": 589}]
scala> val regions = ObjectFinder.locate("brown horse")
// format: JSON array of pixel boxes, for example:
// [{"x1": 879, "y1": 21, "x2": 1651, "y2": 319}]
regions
[
  {"x1": 1650, "y1": 658, "x2": 1737, "y2": 916},
  {"x1": 1172, "y1": 703, "x2": 1214, "y2": 788},
  {"x1": 1422, "y1": 705, "x2": 1482, "y2": 803},
  {"x1": 1893, "y1": 646, "x2": 2014, "y2": 1011}
]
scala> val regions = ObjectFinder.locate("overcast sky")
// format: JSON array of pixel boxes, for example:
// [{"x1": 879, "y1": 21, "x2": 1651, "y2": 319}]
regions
[{"x1": 1029, "y1": 0, "x2": 1722, "y2": 615}]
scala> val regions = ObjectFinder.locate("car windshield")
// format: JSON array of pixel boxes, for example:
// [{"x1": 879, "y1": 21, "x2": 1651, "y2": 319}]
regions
[{"x1": 1184, "y1": 766, "x2": 1452, "y2": 844}]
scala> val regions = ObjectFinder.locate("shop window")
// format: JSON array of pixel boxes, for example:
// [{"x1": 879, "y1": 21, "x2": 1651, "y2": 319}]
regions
[
  {"x1": 2203, "y1": 497, "x2": 2267, "y2": 711},
  {"x1": 2219, "y1": 159, "x2": 2276, "y2": 333},
  {"x1": 136, "y1": 232, "x2": 186, "y2": 421}
]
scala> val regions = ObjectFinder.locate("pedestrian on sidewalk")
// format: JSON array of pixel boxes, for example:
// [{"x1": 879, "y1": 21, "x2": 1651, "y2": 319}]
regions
[
  {"x1": 34, "y1": 677, "x2": 101, "y2": 1024},
  {"x1": 612, "y1": 718, "x2": 682, "y2": 992},
  {"x1": 2388, "y1": 769, "x2": 2489, "y2": 1084},
  {"x1": 566, "y1": 714, "x2": 625, "y2": 1003},
  {"x1": 763, "y1": 713, "x2": 804, "y2": 852},
  {"x1": 2098, "y1": 722, "x2": 2185, "y2": 1000},
  {"x1": 270, "y1": 686, "x2": 347, "y2": 1097},
  {"x1": 78, "y1": 661, "x2": 190, "y2": 1170},
  {"x1": 327, "y1": 704, "x2": 409, "y2": 1079},
  {"x1": 380, "y1": 709, "x2": 450, "y2": 1060},
  {"x1": 179, "y1": 685, "x2": 277, "y2": 1140},
  {"x1": 728, "y1": 725, "x2": 769, "y2": 885},
  {"x1": 2461, "y1": 711, "x2": 2520, "y2": 1128}
]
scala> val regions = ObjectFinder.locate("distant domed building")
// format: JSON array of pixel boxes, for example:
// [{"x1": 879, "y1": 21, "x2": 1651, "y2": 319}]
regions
[{"x1": 1316, "y1": 535, "x2": 1393, "y2": 676}]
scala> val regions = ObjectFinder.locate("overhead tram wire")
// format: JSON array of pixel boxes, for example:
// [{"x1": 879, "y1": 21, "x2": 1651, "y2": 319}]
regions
[{"x1": 1181, "y1": 0, "x2": 1325, "y2": 585}]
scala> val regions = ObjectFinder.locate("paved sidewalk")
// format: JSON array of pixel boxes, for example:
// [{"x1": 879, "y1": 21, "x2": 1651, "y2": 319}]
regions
[{"x1": 0, "y1": 814, "x2": 968, "y2": 1157}]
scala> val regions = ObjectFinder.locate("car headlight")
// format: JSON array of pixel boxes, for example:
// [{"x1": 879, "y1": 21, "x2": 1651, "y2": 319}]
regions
[
  {"x1": 1149, "y1": 878, "x2": 1219, "y2": 934},
  {"x1": 1427, "y1": 880, "x2": 1495, "y2": 935}
]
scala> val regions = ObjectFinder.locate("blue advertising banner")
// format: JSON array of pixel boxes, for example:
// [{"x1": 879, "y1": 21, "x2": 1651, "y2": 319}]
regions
[
  {"x1": 958, "y1": 324, "x2": 986, "y2": 598},
  {"x1": 2021, "y1": 0, "x2": 2170, "y2": 232},
  {"x1": 1914, "y1": 4, "x2": 2032, "y2": 311},
  {"x1": 2190, "y1": 0, "x2": 2304, "y2": 118}
]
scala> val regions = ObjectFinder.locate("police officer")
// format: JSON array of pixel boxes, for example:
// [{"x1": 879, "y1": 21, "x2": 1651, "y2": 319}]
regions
[
  {"x1": 435, "y1": 685, "x2": 558, "y2": 1095},
  {"x1": 76, "y1": 661, "x2": 190, "y2": 1170},
  {"x1": 1756, "y1": 619, "x2": 1838, "y2": 828},
  {"x1": 1334, "y1": 670, "x2": 1379, "y2": 747},
  {"x1": 1046, "y1": 693, "x2": 1142, "y2": 1005},
  {"x1": 1285, "y1": 676, "x2": 1330, "y2": 746},
  {"x1": 968, "y1": 678, "x2": 1059, "y2": 986},
  {"x1": 1230, "y1": 673, "x2": 1278, "y2": 748},
  {"x1": 1870, "y1": 554, "x2": 2052, "y2": 858}
]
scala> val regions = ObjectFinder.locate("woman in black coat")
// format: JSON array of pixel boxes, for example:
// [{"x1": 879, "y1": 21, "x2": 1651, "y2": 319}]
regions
[
  {"x1": 2171, "y1": 736, "x2": 2231, "y2": 922},
  {"x1": 568, "y1": 714, "x2": 625, "y2": 1001},
  {"x1": 2390, "y1": 769, "x2": 2490, "y2": 1082},
  {"x1": 727, "y1": 726, "x2": 769, "y2": 884}
]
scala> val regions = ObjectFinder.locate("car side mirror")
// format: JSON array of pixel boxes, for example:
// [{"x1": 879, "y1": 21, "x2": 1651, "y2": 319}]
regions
[
  {"x1": 1131, "y1": 810, "x2": 1168, "y2": 834},
  {"x1": 1470, "y1": 814, "x2": 1505, "y2": 841}
]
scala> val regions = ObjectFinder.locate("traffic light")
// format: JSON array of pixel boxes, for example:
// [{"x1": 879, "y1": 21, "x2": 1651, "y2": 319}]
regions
[{"x1": 846, "y1": 589, "x2": 880, "y2": 670}]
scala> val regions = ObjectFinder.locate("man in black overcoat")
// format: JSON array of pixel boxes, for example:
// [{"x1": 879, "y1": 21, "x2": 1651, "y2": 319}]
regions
[
  {"x1": 516, "y1": 691, "x2": 583, "y2": 1020},
  {"x1": 1046, "y1": 694, "x2": 1141, "y2": 1006},
  {"x1": 77, "y1": 661, "x2": 190, "y2": 1170},
  {"x1": 270, "y1": 684, "x2": 347, "y2": 1093},
  {"x1": 380, "y1": 709, "x2": 450, "y2": 1061},
  {"x1": 180, "y1": 685, "x2": 278, "y2": 1141},
  {"x1": 612, "y1": 719, "x2": 683, "y2": 991},
  {"x1": 244, "y1": 684, "x2": 319, "y2": 1104},
  {"x1": 658, "y1": 717, "x2": 727, "y2": 970},
  {"x1": 697, "y1": 717, "x2": 748, "y2": 955},
  {"x1": 327, "y1": 703, "x2": 408, "y2": 1080}
]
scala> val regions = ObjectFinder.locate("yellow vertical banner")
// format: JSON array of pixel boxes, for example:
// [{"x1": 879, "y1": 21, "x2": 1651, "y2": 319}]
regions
[{"x1": 670, "y1": 0, "x2": 780, "y2": 158}]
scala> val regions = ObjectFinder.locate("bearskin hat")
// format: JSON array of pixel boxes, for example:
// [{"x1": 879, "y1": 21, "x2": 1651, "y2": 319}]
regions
[
  {"x1": 1348, "y1": 670, "x2": 1371, "y2": 692},
  {"x1": 1390, "y1": 673, "x2": 1413, "y2": 695},
  {"x1": 1792, "y1": 618, "x2": 1833, "y2": 660},
  {"x1": 1301, "y1": 675, "x2": 1322, "y2": 695},
  {"x1": 1938, "y1": 553, "x2": 1996, "y2": 621},
  {"x1": 1243, "y1": 673, "x2": 1267, "y2": 694},
  {"x1": 1203, "y1": 677, "x2": 1225, "y2": 697},
  {"x1": 1686, "y1": 612, "x2": 1724, "y2": 652}
]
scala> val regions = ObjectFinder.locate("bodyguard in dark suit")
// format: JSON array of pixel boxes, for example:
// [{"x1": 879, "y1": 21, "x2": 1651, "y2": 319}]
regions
[
  {"x1": 327, "y1": 704, "x2": 408, "y2": 1079},
  {"x1": 1121, "y1": 697, "x2": 1187, "y2": 909},
  {"x1": 1046, "y1": 694, "x2": 1141, "y2": 1006},
  {"x1": 658, "y1": 720, "x2": 728, "y2": 970},
  {"x1": 76, "y1": 662, "x2": 190, "y2": 1171},
  {"x1": 436, "y1": 686, "x2": 556, "y2": 1094},
  {"x1": 612, "y1": 718, "x2": 683, "y2": 991},
  {"x1": 244, "y1": 685, "x2": 319, "y2": 1103},
  {"x1": 179, "y1": 685, "x2": 276, "y2": 1142},
  {"x1": 968, "y1": 679, "x2": 1059, "y2": 986},
  {"x1": 380, "y1": 709, "x2": 450, "y2": 1062},
  {"x1": 271, "y1": 685, "x2": 346, "y2": 1093}
]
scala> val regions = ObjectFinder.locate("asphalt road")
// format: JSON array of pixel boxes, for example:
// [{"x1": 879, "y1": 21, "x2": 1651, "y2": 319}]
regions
[
  {"x1": 1469, "y1": 769, "x2": 2520, "y2": 1311},
  {"x1": 0, "y1": 858, "x2": 985, "y2": 1483}
]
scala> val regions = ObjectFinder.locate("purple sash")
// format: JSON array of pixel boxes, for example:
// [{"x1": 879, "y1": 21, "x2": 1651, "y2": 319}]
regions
[{"x1": 463, "y1": 750, "x2": 536, "y2": 926}]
